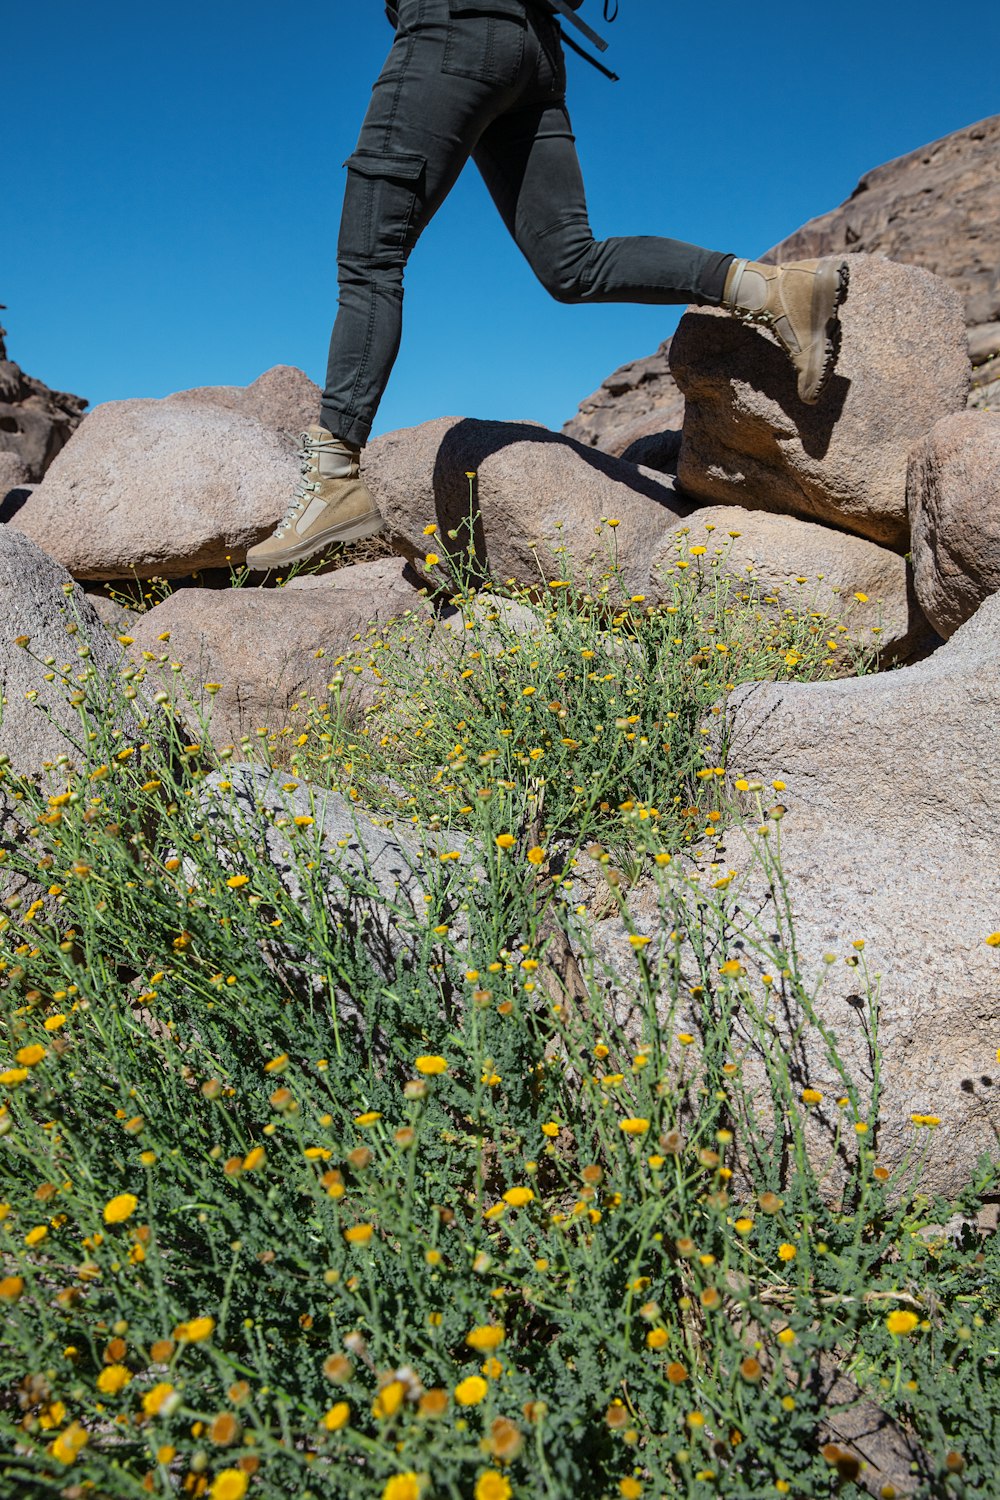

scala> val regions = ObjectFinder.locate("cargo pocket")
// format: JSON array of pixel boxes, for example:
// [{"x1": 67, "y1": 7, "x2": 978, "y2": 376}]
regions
[
  {"x1": 342, "y1": 150, "x2": 428, "y2": 259},
  {"x1": 443, "y1": 0, "x2": 527, "y2": 87}
]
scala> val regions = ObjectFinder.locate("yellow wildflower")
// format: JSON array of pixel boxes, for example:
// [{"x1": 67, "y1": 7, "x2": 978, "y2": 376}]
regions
[
  {"x1": 322, "y1": 1401, "x2": 350, "y2": 1431},
  {"x1": 455, "y1": 1375, "x2": 489, "y2": 1407},
  {"x1": 51, "y1": 1421, "x2": 89, "y2": 1465},
  {"x1": 103, "y1": 1193, "x2": 138, "y2": 1225},
  {"x1": 96, "y1": 1364, "x2": 131, "y2": 1395},
  {"x1": 475, "y1": 1473, "x2": 512, "y2": 1500},
  {"x1": 382, "y1": 1475, "x2": 422, "y2": 1500},
  {"x1": 143, "y1": 1382, "x2": 175, "y2": 1416},
  {"x1": 209, "y1": 1472, "x2": 249, "y2": 1500},
  {"x1": 373, "y1": 1380, "x2": 406, "y2": 1420},
  {"x1": 414, "y1": 1055, "x2": 447, "y2": 1075},
  {"x1": 173, "y1": 1316, "x2": 215, "y2": 1343},
  {"x1": 502, "y1": 1187, "x2": 534, "y2": 1208},
  {"x1": 466, "y1": 1325, "x2": 505, "y2": 1352}
]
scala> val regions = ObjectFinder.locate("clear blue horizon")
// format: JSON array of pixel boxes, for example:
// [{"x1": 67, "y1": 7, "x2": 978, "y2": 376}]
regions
[{"x1": 7, "y1": 2, "x2": 997, "y2": 440}]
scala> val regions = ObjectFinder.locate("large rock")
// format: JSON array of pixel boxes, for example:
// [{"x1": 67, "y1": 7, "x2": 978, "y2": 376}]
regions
[
  {"x1": 0, "y1": 529, "x2": 133, "y2": 907},
  {"x1": 908, "y1": 411, "x2": 1000, "y2": 638},
  {"x1": 0, "y1": 528, "x2": 127, "y2": 776},
  {"x1": 164, "y1": 364, "x2": 321, "y2": 433},
  {"x1": 365, "y1": 415, "x2": 692, "y2": 597},
  {"x1": 586, "y1": 596, "x2": 1000, "y2": 1198},
  {"x1": 0, "y1": 307, "x2": 88, "y2": 483},
  {"x1": 126, "y1": 559, "x2": 430, "y2": 747},
  {"x1": 669, "y1": 257, "x2": 969, "y2": 548},
  {"x1": 8, "y1": 366, "x2": 321, "y2": 580},
  {"x1": 0, "y1": 451, "x2": 28, "y2": 498},
  {"x1": 710, "y1": 592, "x2": 1000, "y2": 1196},
  {"x1": 650, "y1": 505, "x2": 929, "y2": 663}
]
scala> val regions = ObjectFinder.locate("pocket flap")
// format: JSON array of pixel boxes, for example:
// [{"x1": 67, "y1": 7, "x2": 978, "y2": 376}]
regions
[
  {"x1": 344, "y1": 149, "x2": 426, "y2": 181},
  {"x1": 448, "y1": 0, "x2": 527, "y2": 16}
]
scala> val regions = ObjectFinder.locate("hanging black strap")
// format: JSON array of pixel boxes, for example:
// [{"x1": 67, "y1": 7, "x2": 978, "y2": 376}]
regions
[
  {"x1": 543, "y1": 0, "x2": 620, "y2": 80},
  {"x1": 546, "y1": 0, "x2": 610, "y2": 51}
]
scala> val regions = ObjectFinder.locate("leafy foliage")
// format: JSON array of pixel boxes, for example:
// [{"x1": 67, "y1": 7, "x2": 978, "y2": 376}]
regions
[{"x1": 0, "y1": 563, "x2": 994, "y2": 1500}]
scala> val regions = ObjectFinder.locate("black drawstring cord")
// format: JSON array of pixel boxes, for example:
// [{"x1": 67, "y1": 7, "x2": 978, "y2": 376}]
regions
[{"x1": 603, "y1": 1, "x2": 619, "y2": 19}]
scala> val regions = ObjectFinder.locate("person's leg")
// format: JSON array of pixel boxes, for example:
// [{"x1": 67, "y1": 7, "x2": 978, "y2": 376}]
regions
[
  {"x1": 248, "y1": 0, "x2": 536, "y2": 569},
  {"x1": 321, "y1": 0, "x2": 531, "y2": 448},
  {"x1": 474, "y1": 11, "x2": 846, "y2": 402},
  {"x1": 472, "y1": 97, "x2": 734, "y2": 308}
]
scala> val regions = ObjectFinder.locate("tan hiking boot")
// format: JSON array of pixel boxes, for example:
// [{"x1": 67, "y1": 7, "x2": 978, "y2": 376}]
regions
[
  {"x1": 722, "y1": 256, "x2": 850, "y2": 404},
  {"x1": 246, "y1": 425, "x2": 385, "y2": 571}
]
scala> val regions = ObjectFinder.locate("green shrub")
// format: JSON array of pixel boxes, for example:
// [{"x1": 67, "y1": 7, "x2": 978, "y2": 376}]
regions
[{"x1": 0, "y1": 564, "x2": 995, "y2": 1500}]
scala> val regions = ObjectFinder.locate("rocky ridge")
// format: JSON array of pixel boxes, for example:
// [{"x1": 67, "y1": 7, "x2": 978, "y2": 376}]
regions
[{"x1": 0, "y1": 306, "x2": 88, "y2": 483}]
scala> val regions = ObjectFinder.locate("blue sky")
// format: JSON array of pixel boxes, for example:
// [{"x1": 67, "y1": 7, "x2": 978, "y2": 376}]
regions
[{"x1": 6, "y1": 2, "x2": 997, "y2": 439}]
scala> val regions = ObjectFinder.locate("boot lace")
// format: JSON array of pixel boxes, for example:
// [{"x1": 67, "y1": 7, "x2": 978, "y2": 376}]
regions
[{"x1": 273, "y1": 431, "x2": 337, "y2": 538}]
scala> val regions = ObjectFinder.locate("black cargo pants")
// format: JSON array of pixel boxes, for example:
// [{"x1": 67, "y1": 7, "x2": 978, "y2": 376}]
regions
[{"x1": 321, "y1": 0, "x2": 734, "y2": 448}]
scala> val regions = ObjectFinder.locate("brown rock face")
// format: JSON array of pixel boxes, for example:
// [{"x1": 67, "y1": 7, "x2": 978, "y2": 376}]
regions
[
  {"x1": 764, "y1": 114, "x2": 1000, "y2": 338},
  {"x1": 0, "y1": 306, "x2": 88, "y2": 482},
  {"x1": 908, "y1": 411, "x2": 1000, "y2": 638},
  {"x1": 8, "y1": 366, "x2": 322, "y2": 580},
  {"x1": 669, "y1": 257, "x2": 969, "y2": 548},
  {"x1": 563, "y1": 343, "x2": 685, "y2": 458}
]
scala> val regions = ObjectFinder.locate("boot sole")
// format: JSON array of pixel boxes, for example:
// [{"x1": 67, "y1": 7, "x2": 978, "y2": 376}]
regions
[
  {"x1": 801, "y1": 260, "x2": 850, "y2": 404},
  {"x1": 246, "y1": 513, "x2": 386, "y2": 572}
]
